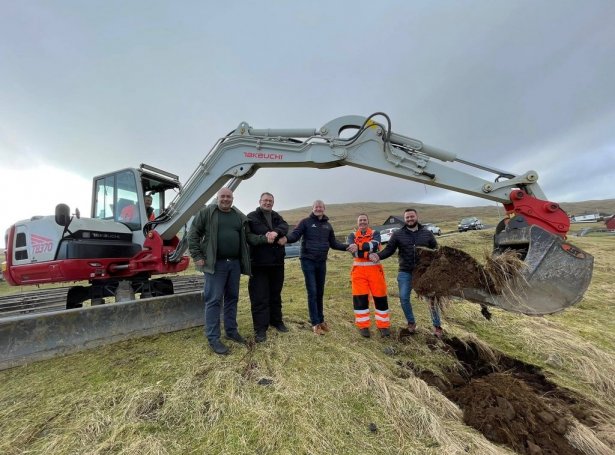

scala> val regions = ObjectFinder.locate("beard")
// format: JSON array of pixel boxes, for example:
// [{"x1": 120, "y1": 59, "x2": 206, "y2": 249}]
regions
[{"x1": 405, "y1": 221, "x2": 418, "y2": 229}]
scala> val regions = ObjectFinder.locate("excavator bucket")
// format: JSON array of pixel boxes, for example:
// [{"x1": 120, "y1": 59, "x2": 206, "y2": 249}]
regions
[{"x1": 458, "y1": 225, "x2": 594, "y2": 315}]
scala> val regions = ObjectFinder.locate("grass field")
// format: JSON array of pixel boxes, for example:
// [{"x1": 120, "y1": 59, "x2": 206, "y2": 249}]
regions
[
  {"x1": 1, "y1": 216, "x2": 613, "y2": 454},
  {"x1": 1, "y1": 200, "x2": 614, "y2": 453}
]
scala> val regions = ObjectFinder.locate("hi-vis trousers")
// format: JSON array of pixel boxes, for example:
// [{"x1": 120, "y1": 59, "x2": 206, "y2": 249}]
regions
[{"x1": 351, "y1": 262, "x2": 390, "y2": 329}]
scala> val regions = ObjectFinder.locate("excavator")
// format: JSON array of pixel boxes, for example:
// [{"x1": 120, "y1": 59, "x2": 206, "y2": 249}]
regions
[{"x1": 2, "y1": 113, "x2": 593, "y2": 314}]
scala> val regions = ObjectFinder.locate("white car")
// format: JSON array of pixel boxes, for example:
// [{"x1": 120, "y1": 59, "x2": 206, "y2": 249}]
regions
[
  {"x1": 423, "y1": 223, "x2": 442, "y2": 236},
  {"x1": 379, "y1": 227, "x2": 400, "y2": 243}
]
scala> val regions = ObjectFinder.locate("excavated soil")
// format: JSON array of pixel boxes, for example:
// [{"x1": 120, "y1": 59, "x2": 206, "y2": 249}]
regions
[
  {"x1": 399, "y1": 337, "x2": 605, "y2": 455},
  {"x1": 412, "y1": 246, "x2": 498, "y2": 298}
]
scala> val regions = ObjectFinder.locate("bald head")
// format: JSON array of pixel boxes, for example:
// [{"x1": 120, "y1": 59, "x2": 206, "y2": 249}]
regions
[{"x1": 217, "y1": 188, "x2": 234, "y2": 212}]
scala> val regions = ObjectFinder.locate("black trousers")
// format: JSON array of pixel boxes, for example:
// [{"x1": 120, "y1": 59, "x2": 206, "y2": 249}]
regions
[{"x1": 248, "y1": 265, "x2": 285, "y2": 333}]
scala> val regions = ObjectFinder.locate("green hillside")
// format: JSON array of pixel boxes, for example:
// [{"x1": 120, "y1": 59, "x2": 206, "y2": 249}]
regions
[{"x1": 278, "y1": 199, "x2": 615, "y2": 236}]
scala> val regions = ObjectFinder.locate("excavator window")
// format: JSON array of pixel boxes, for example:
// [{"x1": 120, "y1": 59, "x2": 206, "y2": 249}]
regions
[{"x1": 93, "y1": 170, "x2": 143, "y2": 230}]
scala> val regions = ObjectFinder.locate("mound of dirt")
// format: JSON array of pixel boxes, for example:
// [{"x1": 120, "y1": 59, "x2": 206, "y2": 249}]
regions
[
  {"x1": 400, "y1": 338, "x2": 599, "y2": 455},
  {"x1": 412, "y1": 246, "x2": 497, "y2": 298},
  {"x1": 449, "y1": 373, "x2": 579, "y2": 455}
]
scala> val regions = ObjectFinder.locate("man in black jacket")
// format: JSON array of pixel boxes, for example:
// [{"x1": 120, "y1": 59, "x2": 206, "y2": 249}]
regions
[
  {"x1": 281, "y1": 200, "x2": 355, "y2": 335},
  {"x1": 370, "y1": 208, "x2": 443, "y2": 337},
  {"x1": 247, "y1": 192, "x2": 290, "y2": 342}
]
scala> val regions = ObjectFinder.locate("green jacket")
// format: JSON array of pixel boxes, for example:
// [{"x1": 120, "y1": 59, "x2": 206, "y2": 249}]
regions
[{"x1": 187, "y1": 203, "x2": 266, "y2": 275}]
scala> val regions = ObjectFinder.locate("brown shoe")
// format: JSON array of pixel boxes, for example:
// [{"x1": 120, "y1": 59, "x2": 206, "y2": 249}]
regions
[
  {"x1": 433, "y1": 326, "x2": 443, "y2": 338},
  {"x1": 407, "y1": 322, "x2": 417, "y2": 334},
  {"x1": 312, "y1": 325, "x2": 324, "y2": 335},
  {"x1": 319, "y1": 322, "x2": 330, "y2": 332}
]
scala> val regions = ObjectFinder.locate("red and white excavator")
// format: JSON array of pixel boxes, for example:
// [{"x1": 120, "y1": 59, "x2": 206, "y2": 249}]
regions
[{"x1": 2, "y1": 113, "x2": 593, "y2": 314}]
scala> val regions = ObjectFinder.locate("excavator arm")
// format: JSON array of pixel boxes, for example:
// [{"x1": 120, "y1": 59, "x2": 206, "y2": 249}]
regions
[
  {"x1": 153, "y1": 113, "x2": 563, "y2": 238},
  {"x1": 148, "y1": 113, "x2": 592, "y2": 316}
]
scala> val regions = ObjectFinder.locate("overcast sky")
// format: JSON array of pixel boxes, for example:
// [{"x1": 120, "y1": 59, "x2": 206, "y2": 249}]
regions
[{"x1": 2, "y1": 1, "x2": 615, "y2": 247}]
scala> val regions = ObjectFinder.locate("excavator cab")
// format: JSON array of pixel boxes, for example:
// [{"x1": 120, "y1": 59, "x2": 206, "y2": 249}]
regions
[{"x1": 92, "y1": 164, "x2": 181, "y2": 232}]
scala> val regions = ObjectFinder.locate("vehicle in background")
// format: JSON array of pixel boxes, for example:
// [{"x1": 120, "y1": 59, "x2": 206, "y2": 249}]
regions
[
  {"x1": 284, "y1": 243, "x2": 300, "y2": 258},
  {"x1": 379, "y1": 227, "x2": 400, "y2": 243},
  {"x1": 458, "y1": 217, "x2": 484, "y2": 232},
  {"x1": 424, "y1": 223, "x2": 441, "y2": 236}
]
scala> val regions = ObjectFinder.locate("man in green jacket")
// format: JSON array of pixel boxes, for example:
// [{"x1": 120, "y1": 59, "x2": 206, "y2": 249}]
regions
[{"x1": 188, "y1": 187, "x2": 269, "y2": 355}]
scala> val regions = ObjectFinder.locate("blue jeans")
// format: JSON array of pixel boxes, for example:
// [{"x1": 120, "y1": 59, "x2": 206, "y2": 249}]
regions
[
  {"x1": 300, "y1": 258, "x2": 327, "y2": 325},
  {"x1": 203, "y1": 259, "x2": 241, "y2": 343},
  {"x1": 397, "y1": 271, "x2": 441, "y2": 327}
]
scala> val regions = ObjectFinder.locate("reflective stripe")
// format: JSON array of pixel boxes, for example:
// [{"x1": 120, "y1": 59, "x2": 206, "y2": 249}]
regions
[
  {"x1": 354, "y1": 308, "x2": 370, "y2": 315},
  {"x1": 375, "y1": 314, "x2": 390, "y2": 322},
  {"x1": 375, "y1": 309, "x2": 390, "y2": 316},
  {"x1": 355, "y1": 316, "x2": 371, "y2": 323},
  {"x1": 353, "y1": 261, "x2": 379, "y2": 266}
]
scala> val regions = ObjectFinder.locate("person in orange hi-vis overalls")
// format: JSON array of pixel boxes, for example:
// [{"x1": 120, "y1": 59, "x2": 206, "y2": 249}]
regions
[{"x1": 346, "y1": 214, "x2": 390, "y2": 338}]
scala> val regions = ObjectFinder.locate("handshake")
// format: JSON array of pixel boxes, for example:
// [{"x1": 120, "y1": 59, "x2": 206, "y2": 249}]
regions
[
  {"x1": 345, "y1": 243, "x2": 380, "y2": 263},
  {"x1": 266, "y1": 232, "x2": 288, "y2": 245}
]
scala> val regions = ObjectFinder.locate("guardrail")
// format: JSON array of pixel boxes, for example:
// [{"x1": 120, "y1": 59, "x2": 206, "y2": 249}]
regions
[{"x1": 0, "y1": 292, "x2": 204, "y2": 371}]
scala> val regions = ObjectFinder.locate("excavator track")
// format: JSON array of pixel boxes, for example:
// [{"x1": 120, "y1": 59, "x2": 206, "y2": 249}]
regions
[{"x1": 0, "y1": 275, "x2": 204, "y2": 319}]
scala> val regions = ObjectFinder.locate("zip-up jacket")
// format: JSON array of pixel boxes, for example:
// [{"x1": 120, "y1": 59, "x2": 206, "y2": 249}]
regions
[
  {"x1": 286, "y1": 212, "x2": 347, "y2": 262},
  {"x1": 187, "y1": 203, "x2": 267, "y2": 275},
  {"x1": 247, "y1": 207, "x2": 289, "y2": 266},
  {"x1": 377, "y1": 223, "x2": 437, "y2": 272}
]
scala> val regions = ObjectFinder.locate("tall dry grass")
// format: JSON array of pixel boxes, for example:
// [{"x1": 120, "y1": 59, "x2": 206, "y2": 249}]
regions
[{"x1": 0, "y1": 225, "x2": 613, "y2": 454}]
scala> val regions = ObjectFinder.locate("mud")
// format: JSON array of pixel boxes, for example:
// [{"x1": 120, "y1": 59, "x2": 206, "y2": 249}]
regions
[
  {"x1": 412, "y1": 246, "x2": 498, "y2": 298},
  {"x1": 400, "y1": 337, "x2": 605, "y2": 455}
]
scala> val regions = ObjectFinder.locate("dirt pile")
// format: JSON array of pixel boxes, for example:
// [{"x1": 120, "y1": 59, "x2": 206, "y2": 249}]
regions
[
  {"x1": 412, "y1": 246, "x2": 524, "y2": 299},
  {"x1": 399, "y1": 337, "x2": 606, "y2": 455},
  {"x1": 449, "y1": 373, "x2": 577, "y2": 455}
]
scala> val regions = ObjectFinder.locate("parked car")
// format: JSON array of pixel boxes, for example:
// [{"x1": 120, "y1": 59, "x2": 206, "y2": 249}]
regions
[
  {"x1": 423, "y1": 223, "x2": 441, "y2": 236},
  {"x1": 458, "y1": 217, "x2": 483, "y2": 232},
  {"x1": 284, "y1": 243, "x2": 301, "y2": 258},
  {"x1": 379, "y1": 227, "x2": 400, "y2": 243}
]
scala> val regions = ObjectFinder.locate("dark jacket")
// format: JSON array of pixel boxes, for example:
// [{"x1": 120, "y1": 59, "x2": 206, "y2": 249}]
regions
[
  {"x1": 286, "y1": 213, "x2": 347, "y2": 262},
  {"x1": 247, "y1": 207, "x2": 289, "y2": 266},
  {"x1": 377, "y1": 223, "x2": 437, "y2": 273},
  {"x1": 187, "y1": 203, "x2": 266, "y2": 275}
]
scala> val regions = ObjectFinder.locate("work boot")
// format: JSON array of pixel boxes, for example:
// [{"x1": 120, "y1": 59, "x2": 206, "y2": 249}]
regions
[
  {"x1": 255, "y1": 332, "x2": 267, "y2": 343},
  {"x1": 209, "y1": 340, "x2": 229, "y2": 355},
  {"x1": 359, "y1": 328, "x2": 371, "y2": 338},
  {"x1": 319, "y1": 322, "x2": 330, "y2": 332},
  {"x1": 407, "y1": 322, "x2": 417, "y2": 334},
  {"x1": 272, "y1": 323, "x2": 289, "y2": 333},
  {"x1": 225, "y1": 332, "x2": 246, "y2": 344},
  {"x1": 379, "y1": 328, "x2": 391, "y2": 338},
  {"x1": 433, "y1": 326, "x2": 443, "y2": 338},
  {"x1": 312, "y1": 324, "x2": 324, "y2": 335}
]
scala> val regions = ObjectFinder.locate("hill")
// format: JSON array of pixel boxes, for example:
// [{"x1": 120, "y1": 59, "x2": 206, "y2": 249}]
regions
[{"x1": 278, "y1": 198, "x2": 615, "y2": 234}]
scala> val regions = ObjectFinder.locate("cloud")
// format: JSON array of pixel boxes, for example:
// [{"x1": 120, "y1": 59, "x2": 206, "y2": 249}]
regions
[{"x1": 2, "y1": 0, "x2": 615, "y2": 249}]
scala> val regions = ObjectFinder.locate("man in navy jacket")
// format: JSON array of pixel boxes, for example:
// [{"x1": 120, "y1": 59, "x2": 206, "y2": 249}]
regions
[{"x1": 281, "y1": 200, "x2": 354, "y2": 335}]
